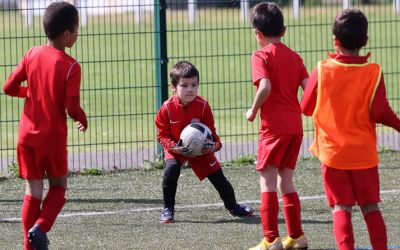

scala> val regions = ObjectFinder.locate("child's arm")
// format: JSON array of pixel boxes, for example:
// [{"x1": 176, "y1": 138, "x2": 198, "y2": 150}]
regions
[
  {"x1": 155, "y1": 106, "x2": 193, "y2": 156},
  {"x1": 300, "y1": 67, "x2": 318, "y2": 116},
  {"x1": 246, "y1": 78, "x2": 271, "y2": 122},
  {"x1": 65, "y1": 63, "x2": 87, "y2": 132},
  {"x1": 201, "y1": 102, "x2": 221, "y2": 154},
  {"x1": 371, "y1": 74, "x2": 400, "y2": 132},
  {"x1": 155, "y1": 106, "x2": 177, "y2": 150},
  {"x1": 3, "y1": 57, "x2": 28, "y2": 98},
  {"x1": 65, "y1": 96, "x2": 87, "y2": 132},
  {"x1": 300, "y1": 77, "x2": 309, "y2": 91}
]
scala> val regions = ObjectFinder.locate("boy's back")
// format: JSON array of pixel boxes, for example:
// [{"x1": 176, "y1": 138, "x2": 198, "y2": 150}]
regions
[
  {"x1": 252, "y1": 42, "x2": 308, "y2": 136},
  {"x1": 6, "y1": 45, "x2": 81, "y2": 149}
]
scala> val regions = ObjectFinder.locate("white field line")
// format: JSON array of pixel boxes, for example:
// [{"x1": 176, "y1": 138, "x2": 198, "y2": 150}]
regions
[{"x1": 2, "y1": 189, "x2": 400, "y2": 223}]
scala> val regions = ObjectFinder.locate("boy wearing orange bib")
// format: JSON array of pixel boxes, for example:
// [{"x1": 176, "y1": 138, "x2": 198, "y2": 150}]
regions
[{"x1": 301, "y1": 9, "x2": 400, "y2": 250}]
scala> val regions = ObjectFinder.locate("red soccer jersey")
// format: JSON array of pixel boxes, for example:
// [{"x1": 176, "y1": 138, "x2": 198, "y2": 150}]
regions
[
  {"x1": 3, "y1": 45, "x2": 83, "y2": 149},
  {"x1": 155, "y1": 95, "x2": 221, "y2": 154},
  {"x1": 251, "y1": 43, "x2": 309, "y2": 138}
]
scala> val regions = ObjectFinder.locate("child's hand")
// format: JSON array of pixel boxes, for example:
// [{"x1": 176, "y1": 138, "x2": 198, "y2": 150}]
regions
[
  {"x1": 76, "y1": 121, "x2": 87, "y2": 132},
  {"x1": 170, "y1": 140, "x2": 194, "y2": 157},
  {"x1": 246, "y1": 109, "x2": 257, "y2": 122},
  {"x1": 201, "y1": 140, "x2": 221, "y2": 154}
]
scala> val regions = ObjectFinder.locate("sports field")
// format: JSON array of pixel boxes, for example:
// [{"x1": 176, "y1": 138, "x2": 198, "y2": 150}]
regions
[
  {"x1": 0, "y1": 151, "x2": 399, "y2": 249},
  {"x1": 1, "y1": 4, "x2": 399, "y2": 164}
]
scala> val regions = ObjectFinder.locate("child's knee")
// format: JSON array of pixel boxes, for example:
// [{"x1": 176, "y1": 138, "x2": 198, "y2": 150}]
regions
[
  {"x1": 360, "y1": 203, "x2": 379, "y2": 215},
  {"x1": 333, "y1": 204, "x2": 352, "y2": 213}
]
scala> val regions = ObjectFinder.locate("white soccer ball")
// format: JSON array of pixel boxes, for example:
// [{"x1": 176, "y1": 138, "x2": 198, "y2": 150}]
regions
[{"x1": 180, "y1": 122, "x2": 212, "y2": 156}]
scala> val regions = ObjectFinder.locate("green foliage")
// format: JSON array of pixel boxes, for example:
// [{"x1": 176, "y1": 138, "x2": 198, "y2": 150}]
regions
[
  {"x1": 7, "y1": 160, "x2": 19, "y2": 178},
  {"x1": 222, "y1": 154, "x2": 256, "y2": 167},
  {"x1": 378, "y1": 146, "x2": 399, "y2": 154},
  {"x1": 142, "y1": 154, "x2": 165, "y2": 170},
  {"x1": 81, "y1": 168, "x2": 102, "y2": 176}
]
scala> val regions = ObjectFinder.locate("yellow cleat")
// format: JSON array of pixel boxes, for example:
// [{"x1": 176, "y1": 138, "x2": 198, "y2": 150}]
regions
[
  {"x1": 282, "y1": 234, "x2": 308, "y2": 250},
  {"x1": 249, "y1": 237, "x2": 283, "y2": 250}
]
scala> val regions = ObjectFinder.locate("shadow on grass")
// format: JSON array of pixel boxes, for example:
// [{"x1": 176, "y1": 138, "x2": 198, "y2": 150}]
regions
[
  {"x1": 178, "y1": 215, "x2": 261, "y2": 225},
  {"x1": 67, "y1": 198, "x2": 162, "y2": 204}
]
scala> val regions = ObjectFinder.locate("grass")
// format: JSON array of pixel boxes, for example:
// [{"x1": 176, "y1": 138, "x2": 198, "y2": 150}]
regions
[
  {"x1": 0, "y1": 4, "x2": 399, "y2": 163},
  {"x1": 0, "y1": 151, "x2": 399, "y2": 249}
]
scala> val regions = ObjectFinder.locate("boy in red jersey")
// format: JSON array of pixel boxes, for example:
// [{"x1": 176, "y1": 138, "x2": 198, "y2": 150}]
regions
[
  {"x1": 3, "y1": 2, "x2": 87, "y2": 250},
  {"x1": 155, "y1": 61, "x2": 254, "y2": 223},
  {"x1": 246, "y1": 3, "x2": 309, "y2": 250},
  {"x1": 301, "y1": 9, "x2": 400, "y2": 250}
]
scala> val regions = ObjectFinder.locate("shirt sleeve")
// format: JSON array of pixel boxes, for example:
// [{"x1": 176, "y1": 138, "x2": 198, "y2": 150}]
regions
[
  {"x1": 300, "y1": 66, "x2": 318, "y2": 116},
  {"x1": 155, "y1": 105, "x2": 177, "y2": 149},
  {"x1": 65, "y1": 96, "x2": 88, "y2": 129},
  {"x1": 299, "y1": 57, "x2": 309, "y2": 82},
  {"x1": 66, "y1": 62, "x2": 82, "y2": 97},
  {"x1": 202, "y1": 101, "x2": 221, "y2": 144},
  {"x1": 251, "y1": 52, "x2": 269, "y2": 86},
  {"x1": 3, "y1": 53, "x2": 28, "y2": 98},
  {"x1": 371, "y1": 74, "x2": 400, "y2": 132}
]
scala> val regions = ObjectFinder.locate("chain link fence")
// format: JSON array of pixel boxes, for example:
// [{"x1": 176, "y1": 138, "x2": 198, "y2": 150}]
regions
[{"x1": 0, "y1": 0, "x2": 399, "y2": 174}]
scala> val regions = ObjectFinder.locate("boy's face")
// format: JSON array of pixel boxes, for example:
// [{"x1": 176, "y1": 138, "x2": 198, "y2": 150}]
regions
[
  {"x1": 65, "y1": 24, "x2": 79, "y2": 48},
  {"x1": 172, "y1": 77, "x2": 199, "y2": 106}
]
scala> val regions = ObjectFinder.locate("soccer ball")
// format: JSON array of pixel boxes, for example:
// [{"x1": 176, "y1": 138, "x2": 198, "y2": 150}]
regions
[{"x1": 180, "y1": 122, "x2": 212, "y2": 156}]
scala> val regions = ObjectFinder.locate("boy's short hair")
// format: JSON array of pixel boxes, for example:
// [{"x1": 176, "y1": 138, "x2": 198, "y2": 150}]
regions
[
  {"x1": 333, "y1": 9, "x2": 368, "y2": 51},
  {"x1": 170, "y1": 61, "x2": 199, "y2": 87},
  {"x1": 43, "y1": 2, "x2": 79, "y2": 40},
  {"x1": 250, "y1": 2, "x2": 285, "y2": 37}
]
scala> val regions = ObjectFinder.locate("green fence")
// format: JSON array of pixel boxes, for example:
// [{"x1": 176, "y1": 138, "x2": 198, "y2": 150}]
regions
[{"x1": 0, "y1": 0, "x2": 399, "y2": 174}]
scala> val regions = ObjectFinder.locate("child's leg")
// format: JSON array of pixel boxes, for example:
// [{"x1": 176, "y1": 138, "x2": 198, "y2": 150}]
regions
[
  {"x1": 162, "y1": 159, "x2": 181, "y2": 209},
  {"x1": 279, "y1": 168, "x2": 303, "y2": 238},
  {"x1": 22, "y1": 180, "x2": 43, "y2": 250},
  {"x1": 259, "y1": 166, "x2": 279, "y2": 242},
  {"x1": 207, "y1": 169, "x2": 236, "y2": 210},
  {"x1": 35, "y1": 176, "x2": 67, "y2": 232},
  {"x1": 361, "y1": 203, "x2": 387, "y2": 250},
  {"x1": 332, "y1": 205, "x2": 354, "y2": 250}
]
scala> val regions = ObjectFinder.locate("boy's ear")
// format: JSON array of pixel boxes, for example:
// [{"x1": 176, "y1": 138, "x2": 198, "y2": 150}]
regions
[
  {"x1": 170, "y1": 83, "x2": 176, "y2": 93},
  {"x1": 333, "y1": 35, "x2": 341, "y2": 47}
]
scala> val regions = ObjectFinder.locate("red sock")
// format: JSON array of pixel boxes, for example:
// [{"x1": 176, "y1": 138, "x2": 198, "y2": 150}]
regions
[
  {"x1": 332, "y1": 210, "x2": 354, "y2": 250},
  {"x1": 36, "y1": 186, "x2": 66, "y2": 232},
  {"x1": 260, "y1": 192, "x2": 279, "y2": 242},
  {"x1": 21, "y1": 195, "x2": 41, "y2": 250},
  {"x1": 364, "y1": 210, "x2": 387, "y2": 250},
  {"x1": 282, "y1": 192, "x2": 303, "y2": 238}
]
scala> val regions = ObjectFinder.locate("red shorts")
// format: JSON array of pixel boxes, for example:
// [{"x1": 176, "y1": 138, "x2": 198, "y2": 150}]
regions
[
  {"x1": 322, "y1": 164, "x2": 380, "y2": 207},
  {"x1": 17, "y1": 144, "x2": 68, "y2": 179},
  {"x1": 165, "y1": 150, "x2": 221, "y2": 180},
  {"x1": 256, "y1": 134, "x2": 302, "y2": 171}
]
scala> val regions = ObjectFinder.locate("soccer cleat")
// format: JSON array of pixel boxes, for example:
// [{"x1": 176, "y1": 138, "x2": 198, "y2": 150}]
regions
[
  {"x1": 160, "y1": 207, "x2": 175, "y2": 224},
  {"x1": 28, "y1": 224, "x2": 49, "y2": 250},
  {"x1": 229, "y1": 203, "x2": 255, "y2": 217},
  {"x1": 249, "y1": 237, "x2": 283, "y2": 250},
  {"x1": 282, "y1": 234, "x2": 308, "y2": 250}
]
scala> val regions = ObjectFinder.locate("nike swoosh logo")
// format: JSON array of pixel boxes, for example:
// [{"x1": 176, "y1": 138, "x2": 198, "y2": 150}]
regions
[
  {"x1": 210, "y1": 160, "x2": 218, "y2": 167},
  {"x1": 170, "y1": 120, "x2": 181, "y2": 124}
]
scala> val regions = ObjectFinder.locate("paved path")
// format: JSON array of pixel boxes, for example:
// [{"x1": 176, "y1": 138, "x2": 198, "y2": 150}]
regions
[{"x1": 1, "y1": 134, "x2": 398, "y2": 174}]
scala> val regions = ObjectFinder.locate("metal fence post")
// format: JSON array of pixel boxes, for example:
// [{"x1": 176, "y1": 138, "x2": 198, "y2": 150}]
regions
[
  {"x1": 240, "y1": 0, "x2": 249, "y2": 21},
  {"x1": 188, "y1": 0, "x2": 196, "y2": 24},
  {"x1": 343, "y1": 0, "x2": 351, "y2": 9},
  {"x1": 154, "y1": 0, "x2": 169, "y2": 155},
  {"x1": 293, "y1": 0, "x2": 300, "y2": 18},
  {"x1": 394, "y1": 0, "x2": 400, "y2": 14}
]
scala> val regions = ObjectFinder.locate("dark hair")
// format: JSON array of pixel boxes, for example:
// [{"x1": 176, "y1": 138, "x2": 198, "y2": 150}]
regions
[
  {"x1": 43, "y1": 2, "x2": 79, "y2": 40},
  {"x1": 333, "y1": 9, "x2": 368, "y2": 50},
  {"x1": 170, "y1": 61, "x2": 199, "y2": 87},
  {"x1": 250, "y1": 2, "x2": 285, "y2": 37}
]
